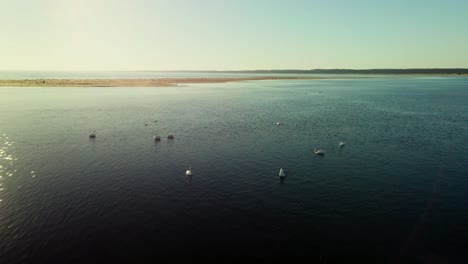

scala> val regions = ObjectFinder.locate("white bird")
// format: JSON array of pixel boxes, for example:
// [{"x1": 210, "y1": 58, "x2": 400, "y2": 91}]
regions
[
  {"x1": 276, "y1": 121, "x2": 281, "y2": 125},
  {"x1": 279, "y1": 168, "x2": 286, "y2": 178},
  {"x1": 89, "y1": 130, "x2": 96, "y2": 138},
  {"x1": 186, "y1": 166, "x2": 192, "y2": 176},
  {"x1": 339, "y1": 140, "x2": 345, "y2": 147},
  {"x1": 168, "y1": 133, "x2": 174, "y2": 139},
  {"x1": 153, "y1": 135, "x2": 161, "y2": 141},
  {"x1": 314, "y1": 148, "x2": 325, "y2": 155}
]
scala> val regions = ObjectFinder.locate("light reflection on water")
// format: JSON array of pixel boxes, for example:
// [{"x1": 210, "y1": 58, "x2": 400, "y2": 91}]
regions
[{"x1": 0, "y1": 134, "x2": 37, "y2": 202}]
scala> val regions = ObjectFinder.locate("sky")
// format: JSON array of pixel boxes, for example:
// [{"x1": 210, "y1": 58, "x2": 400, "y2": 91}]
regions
[{"x1": 1, "y1": 0, "x2": 468, "y2": 71}]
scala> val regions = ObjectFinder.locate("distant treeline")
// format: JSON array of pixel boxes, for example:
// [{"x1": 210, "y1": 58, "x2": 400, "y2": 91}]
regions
[{"x1": 175, "y1": 69, "x2": 468, "y2": 74}]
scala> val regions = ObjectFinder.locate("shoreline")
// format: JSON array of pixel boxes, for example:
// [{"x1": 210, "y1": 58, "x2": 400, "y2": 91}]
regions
[
  {"x1": 0, "y1": 77, "x2": 339, "y2": 87},
  {"x1": 0, "y1": 74, "x2": 465, "y2": 87}
]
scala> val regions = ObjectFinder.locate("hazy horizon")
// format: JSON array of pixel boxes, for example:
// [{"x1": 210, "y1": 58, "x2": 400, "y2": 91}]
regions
[{"x1": 1, "y1": 0, "x2": 468, "y2": 71}]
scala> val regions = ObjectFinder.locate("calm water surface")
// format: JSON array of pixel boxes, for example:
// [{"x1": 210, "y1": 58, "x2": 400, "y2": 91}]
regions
[{"x1": 0, "y1": 76, "x2": 467, "y2": 261}]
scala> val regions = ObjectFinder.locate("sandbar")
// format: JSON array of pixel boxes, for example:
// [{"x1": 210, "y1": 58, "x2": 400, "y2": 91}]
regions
[{"x1": 0, "y1": 77, "x2": 337, "y2": 87}]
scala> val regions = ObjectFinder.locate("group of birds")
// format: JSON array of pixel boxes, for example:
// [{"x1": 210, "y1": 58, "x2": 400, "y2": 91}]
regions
[
  {"x1": 89, "y1": 122, "x2": 346, "y2": 181},
  {"x1": 89, "y1": 130, "x2": 175, "y2": 141},
  {"x1": 154, "y1": 133, "x2": 174, "y2": 141},
  {"x1": 89, "y1": 129, "x2": 184, "y2": 174},
  {"x1": 279, "y1": 139, "x2": 346, "y2": 181},
  {"x1": 313, "y1": 140, "x2": 345, "y2": 155}
]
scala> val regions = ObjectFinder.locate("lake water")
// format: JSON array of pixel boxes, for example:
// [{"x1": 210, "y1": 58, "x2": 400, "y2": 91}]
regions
[{"x1": 0, "y1": 74, "x2": 467, "y2": 261}]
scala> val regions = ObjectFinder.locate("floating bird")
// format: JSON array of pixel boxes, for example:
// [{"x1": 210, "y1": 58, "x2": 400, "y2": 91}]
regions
[
  {"x1": 89, "y1": 130, "x2": 96, "y2": 138},
  {"x1": 314, "y1": 148, "x2": 325, "y2": 155},
  {"x1": 186, "y1": 166, "x2": 192, "y2": 176},
  {"x1": 154, "y1": 135, "x2": 161, "y2": 141},
  {"x1": 276, "y1": 121, "x2": 281, "y2": 125},
  {"x1": 168, "y1": 133, "x2": 174, "y2": 139},
  {"x1": 339, "y1": 140, "x2": 345, "y2": 147},
  {"x1": 279, "y1": 168, "x2": 286, "y2": 178}
]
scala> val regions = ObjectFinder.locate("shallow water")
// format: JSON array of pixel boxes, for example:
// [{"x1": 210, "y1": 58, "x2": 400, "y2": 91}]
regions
[{"x1": 0, "y1": 76, "x2": 467, "y2": 261}]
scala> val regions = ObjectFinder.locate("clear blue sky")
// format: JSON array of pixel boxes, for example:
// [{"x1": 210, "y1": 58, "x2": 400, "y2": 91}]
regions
[{"x1": 1, "y1": 0, "x2": 467, "y2": 70}]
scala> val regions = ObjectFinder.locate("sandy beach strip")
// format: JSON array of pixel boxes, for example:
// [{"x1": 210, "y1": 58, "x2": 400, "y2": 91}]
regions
[{"x1": 0, "y1": 76, "x2": 336, "y2": 87}]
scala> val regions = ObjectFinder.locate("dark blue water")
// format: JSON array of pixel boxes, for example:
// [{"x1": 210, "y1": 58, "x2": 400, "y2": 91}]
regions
[{"x1": 0, "y1": 76, "x2": 467, "y2": 262}]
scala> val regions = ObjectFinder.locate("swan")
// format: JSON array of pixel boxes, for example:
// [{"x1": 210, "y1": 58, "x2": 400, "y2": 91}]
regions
[
  {"x1": 167, "y1": 133, "x2": 174, "y2": 139},
  {"x1": 153, "y1": 135, "x2": 161, "y2": 141},
  {"x1": 314, "y1": 148, "x2": 325, "y2": 155},
  {"x1": 89, "y1": 130, "x2": 96, "y2": 138},
  {"x1": 339, "y1": 140, "x2": 345, "y2": 147},
  {"x1": 276, "y1": 121, "x2": 281, "y2": 125},
  {"x1": 186, "y1": 166, "x2": 192, "y2": 176},
  {"x1": 279, "y1": 168, "x2": 286, "y2": 178}
]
